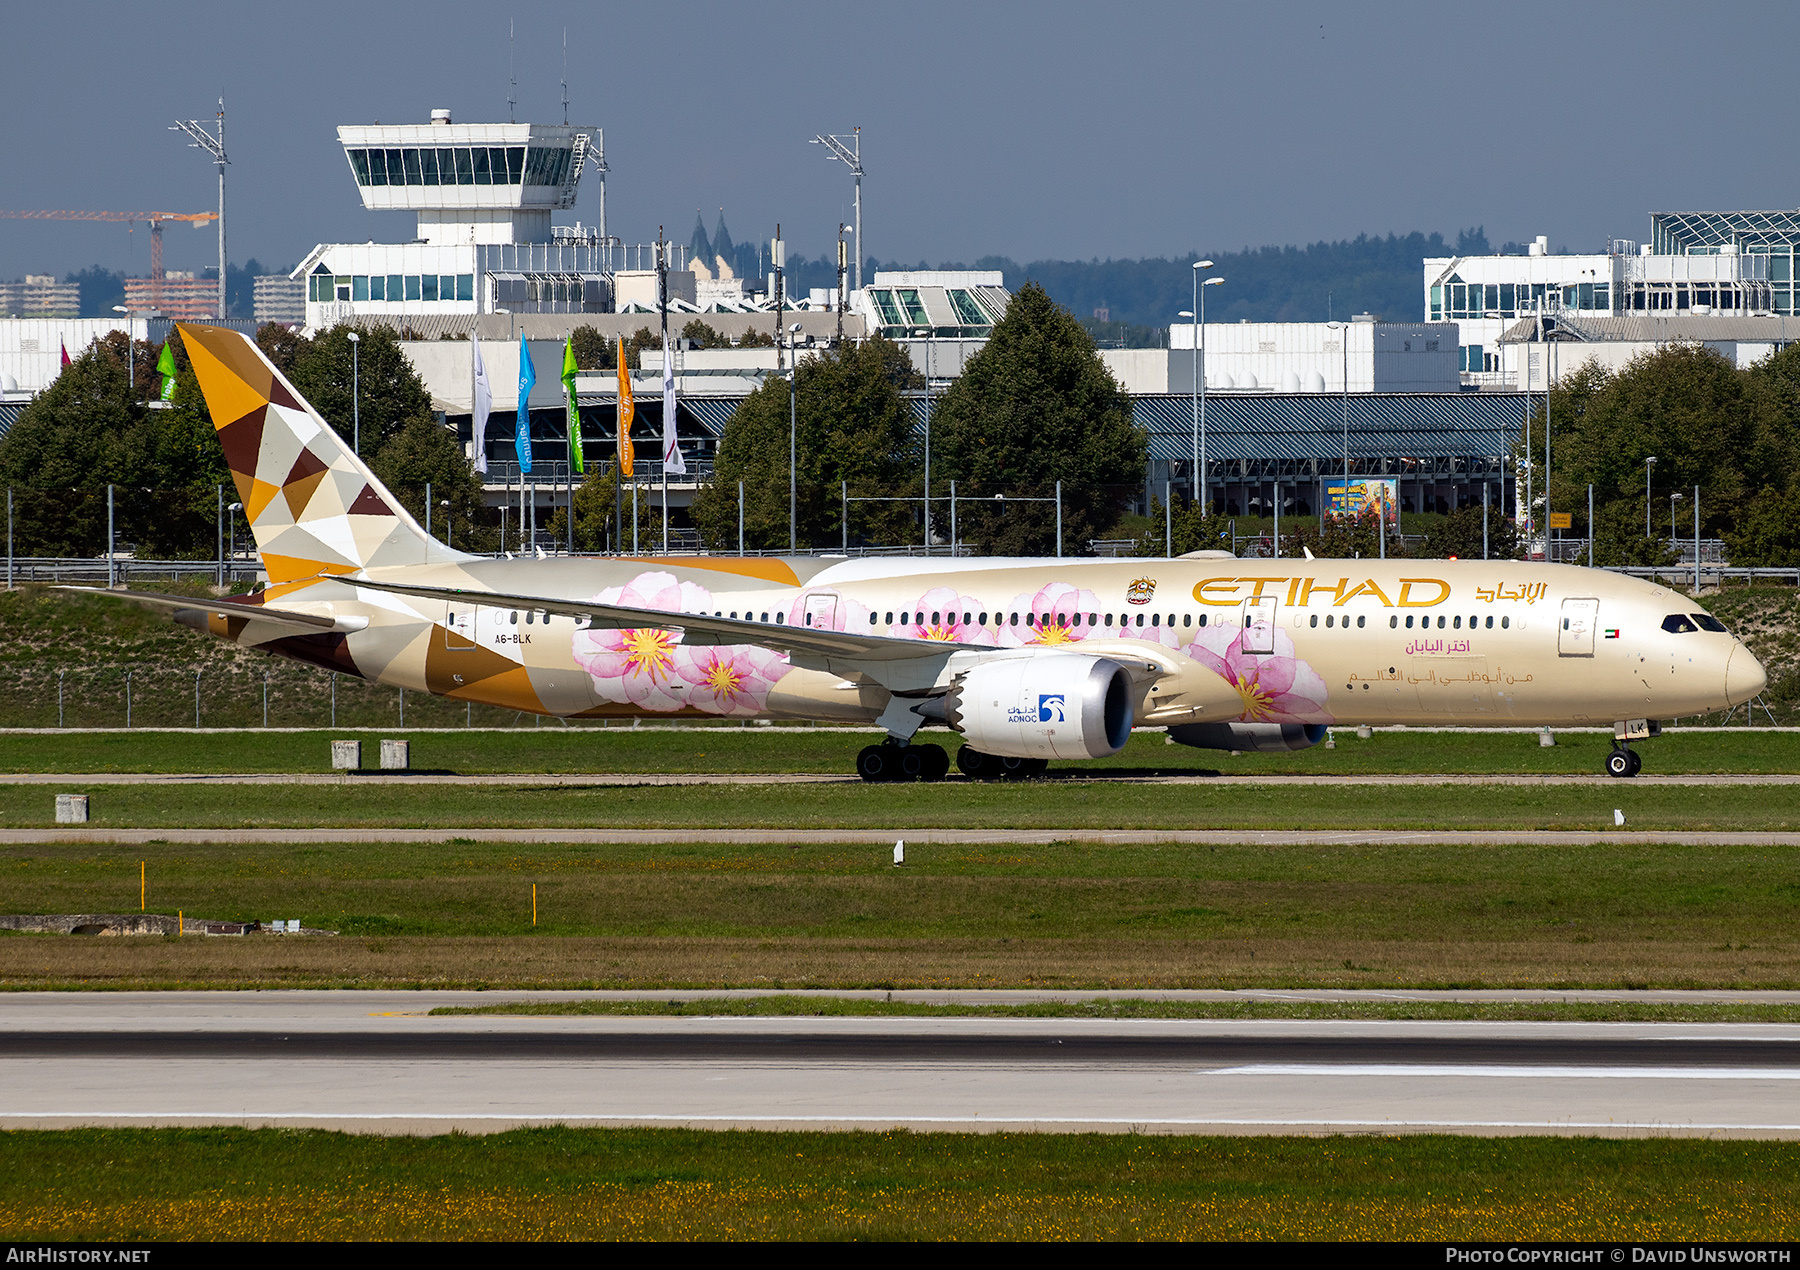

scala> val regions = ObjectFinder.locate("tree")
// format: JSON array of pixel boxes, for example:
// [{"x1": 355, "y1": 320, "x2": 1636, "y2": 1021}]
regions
[
  {"x1": 369, "y1": 413, "x2": 491, "y2": 551},
  {"x1": 569, "y1": 325, "x2": 615, "y2": 371},
  {"x1": 1135, "y1": 498, "x2": 1233, "y2": 556},
  {"x1": 680, "y1": 319, "x2": 729, "y2": 349},
  {"x1": 690, "y1": 336, "x2": 924, "y2": 550},
  {"x1": 737, "y1": 327, "x2": 775, "y2": 348},
  {"x1": 1288, "y1": 509, "x2": 1407, "y2": 560},
  {"x1": 1416, "y1": 504, "x2": 1520, "y2": 560},
  {"x1": 1590, "y1": 499, "x2": 1676, "y2": 567},
  {"x1": 286, "y1": 324, "x2": 431, "y2": 457},
  {"x1": 929, "y1": 281, "x2": 1146, "y2": 555},
  {"x1": 64, "y1": 266, "x2": 124, "y2": 318},
  {"x1": 255, "y1": 323, "x2": 304, "y2": 375},
  {"x1": 1535, "y1": 346, "x2": 1781, "y2": 548},
  {"x1": 1724, "y1": 486, "x2": 1800, "y2": 567},
  {"x1": 551, "y1": 464, "x2": 658, "y2": 554}
]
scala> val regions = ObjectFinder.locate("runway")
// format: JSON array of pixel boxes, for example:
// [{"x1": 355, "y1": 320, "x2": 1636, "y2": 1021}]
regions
[
  {"x1": 6, "y1": 992, "x2": 1799, "y2": 1137},
  {"x1": 3, "y1": 771, "x2": 1798, "y2": 786}
]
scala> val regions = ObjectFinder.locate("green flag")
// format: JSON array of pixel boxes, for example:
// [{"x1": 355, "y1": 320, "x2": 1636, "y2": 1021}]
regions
[
  {"x1": 562, "y1": 338, "x2": 583, "y2": 474},
  {"x1": 156, "y1": 342, "x2": 177, "y2": 401}
]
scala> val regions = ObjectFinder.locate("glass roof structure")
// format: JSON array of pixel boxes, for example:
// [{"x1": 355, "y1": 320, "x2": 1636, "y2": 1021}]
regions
[{"x1": 1651, "y1": 211, "x2": 1800, "y2": 254}]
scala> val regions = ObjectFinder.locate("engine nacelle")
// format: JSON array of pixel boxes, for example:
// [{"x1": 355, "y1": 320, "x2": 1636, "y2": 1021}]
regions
[
  {"x1": 943, "y1": 655, "x2": 1135, "y2": 760},
  {"x1": 1167, "y1": 721, "x2": 1328, "y2": 753}
]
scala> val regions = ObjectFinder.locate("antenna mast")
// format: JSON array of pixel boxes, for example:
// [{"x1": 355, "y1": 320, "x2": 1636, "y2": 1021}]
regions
[{"x1": 811, "y1": 128, "x2": 863, "y2": 290}]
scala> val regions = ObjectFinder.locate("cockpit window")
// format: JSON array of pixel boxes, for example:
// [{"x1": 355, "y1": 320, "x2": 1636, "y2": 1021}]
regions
[
  {"x1": 1692, "y1": 613, "x2": 1728, "y2": 633},
  {"x1": 1661, "y1": 614, "x2": 1698, "y2": 633}
]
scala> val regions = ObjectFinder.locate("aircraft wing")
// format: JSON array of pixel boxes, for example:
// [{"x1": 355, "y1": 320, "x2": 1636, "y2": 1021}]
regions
[
  {"x1": 344, "y1": 576, "x2": 998, "y2": 662},
  {"x1": 57, "y1": 587, "x2": 370, "y2": 635}
]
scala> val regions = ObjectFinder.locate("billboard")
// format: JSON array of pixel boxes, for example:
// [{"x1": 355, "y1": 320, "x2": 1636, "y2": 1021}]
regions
[{"x1": 1323, "y1": 477, "x2": 1399, "y2": 526}]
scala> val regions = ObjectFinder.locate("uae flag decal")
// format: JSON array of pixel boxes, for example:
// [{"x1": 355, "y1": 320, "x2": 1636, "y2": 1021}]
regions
[{"x1": 1603, "y1": 628, "x2": 1621, "y2": 639}]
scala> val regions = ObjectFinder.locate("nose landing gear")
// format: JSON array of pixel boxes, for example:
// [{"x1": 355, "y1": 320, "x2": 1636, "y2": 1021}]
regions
[{"x1": 1605, "y1": 743, "x2": 1642, "y2": 778}]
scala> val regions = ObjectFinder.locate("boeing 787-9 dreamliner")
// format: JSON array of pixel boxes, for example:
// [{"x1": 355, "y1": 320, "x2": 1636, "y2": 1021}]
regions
[{"x1": 82, "y1": 323, "x2": 1768, "y2": 780}]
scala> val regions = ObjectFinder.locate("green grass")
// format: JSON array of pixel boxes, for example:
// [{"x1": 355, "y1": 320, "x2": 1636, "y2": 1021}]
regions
[
  {"x1": 2, "y1": 776, "x2": 1799, "y2": 830},
  {"x1": 1, "y1": 1128, "x2": 1794, "y2": 1239},
  {"x1": 1, "y1": 725, "x2": 1799, "y2": 775},
  {"x1": 431, "y1": 995, "x2": 1800, "y2": 1024}
]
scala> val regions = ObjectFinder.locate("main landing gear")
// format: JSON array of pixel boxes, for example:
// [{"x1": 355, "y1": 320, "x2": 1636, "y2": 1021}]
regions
[
  {"x1": 1605, "y1": 742, "x2": 1642, "y2": 779},
  {"x1": 856, "y1": 741, "x2": 950, "y2": 783},
  {"x1": 854, "y1": 743, "x2": 1047, "y2": 782}
]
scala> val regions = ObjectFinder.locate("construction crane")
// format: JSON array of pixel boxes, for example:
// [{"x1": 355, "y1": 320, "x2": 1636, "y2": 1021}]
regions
[{"x1": 0, "y1": 210, "x2": 218, "y2": 307}]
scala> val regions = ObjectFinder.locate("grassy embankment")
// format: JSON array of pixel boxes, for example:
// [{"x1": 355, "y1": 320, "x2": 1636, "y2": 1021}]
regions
[
  {"x1": 1, "y1": 1128, "x2": 1794, "y2": 1240},
  {"x1": 4, "y1": 837, "x2": 1798, "y2": 990}
]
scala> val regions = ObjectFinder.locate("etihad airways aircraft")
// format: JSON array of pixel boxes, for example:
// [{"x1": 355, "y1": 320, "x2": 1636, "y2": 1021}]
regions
[{"x1": 88, "y1": 324, "x2": 1767, "y2": 780}]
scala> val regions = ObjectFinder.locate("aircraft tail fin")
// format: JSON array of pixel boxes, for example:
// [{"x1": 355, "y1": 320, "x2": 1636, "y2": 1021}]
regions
[{"x1": 178, "y1": 322, "x2": 469, "y2": 584}]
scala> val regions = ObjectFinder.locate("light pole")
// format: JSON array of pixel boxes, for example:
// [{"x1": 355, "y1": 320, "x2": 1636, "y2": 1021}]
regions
[
  {"x1": 227, "y1": 502, "x2": 242, "y2": 581},
  {"x1": 1326, "y1": 320, "x2": 1351, "y2": 526},
  {"x1": 789, "y1": 321, "x2": 801, "y2": 553},
  {"x1": 441, "y1": 499, "x2": 451, "y2": 549},
  {"x1": 111, "y1": 307, "x2": 137, "y2": 391},
  {"x1": 1645, "y1": 456, "x2": 1657, "y2": 538},
  {"x1": 1671, "y1": 490, "x2": 1683, "y2": 548},
  {"x1": 811, "y1": 129, "x2": 863, "y2": 290},
  {"x1": 171, "y1": 99, "x2": 228, "y2": 320},
  {"x1": 1184, "y1": 261, "x2": 1220, "y2": 514},
  {"x1": 346, "y1": 331, "x2": 361, "y2": 456}
]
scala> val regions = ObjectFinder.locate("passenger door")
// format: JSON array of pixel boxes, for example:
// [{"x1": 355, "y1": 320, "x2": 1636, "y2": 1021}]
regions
[
  {"x1": 803, "y1": 592, "x2": 840, "y2": 630},
  {"x1": 1559, "y1": 598, "x2": 1599, "y2": 657},
  {"x1": 445, "y1": 603, "x2": 477, "y2": 650},
  {"x1": 1241, "y1": 597, "x2": 1277, "y2": 654}
]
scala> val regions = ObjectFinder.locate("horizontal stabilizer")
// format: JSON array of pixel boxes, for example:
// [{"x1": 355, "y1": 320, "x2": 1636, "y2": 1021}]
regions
[{"x1": 58, "y1": 587, "x2": 370, "y2": 636}]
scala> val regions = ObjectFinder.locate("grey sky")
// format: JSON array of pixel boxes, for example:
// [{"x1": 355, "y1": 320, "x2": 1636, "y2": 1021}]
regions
[{"x1": 3, "y1": 0, "x2": 1796, "y2": 281}]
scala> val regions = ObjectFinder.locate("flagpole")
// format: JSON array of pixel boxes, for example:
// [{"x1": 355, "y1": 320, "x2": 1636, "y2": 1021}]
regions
[{"x1": 658, "y1": 227, "x2": 669, "y2": 555}]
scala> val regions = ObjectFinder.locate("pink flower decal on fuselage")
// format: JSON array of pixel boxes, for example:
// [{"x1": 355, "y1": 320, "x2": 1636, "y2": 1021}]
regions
[
  {"x1": 999, "y1": 581, "x2": 1104, "y2": 647},
  {"x1": 678, "y1": 644, "x2": 789, "y2": 716},
  {"x1": 1183, "y1": 623, "x2": 1333, "y2": 724},
  {"x1": 903, "y1": 586, "x2": 990, "y2": 642},
  {"x1": 573, "y1": 570, "x2": 717, "y2": 711}
]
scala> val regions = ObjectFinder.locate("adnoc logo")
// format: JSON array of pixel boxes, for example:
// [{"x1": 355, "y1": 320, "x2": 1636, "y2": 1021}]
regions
[{"x1": 1038, "y1": 694, "x2": 1067, "y2": 723}]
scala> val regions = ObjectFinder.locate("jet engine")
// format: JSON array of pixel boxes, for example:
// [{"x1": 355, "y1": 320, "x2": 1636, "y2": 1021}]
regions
[
  {"x1": 942, "y1": 654, "x2": 1135, "y2": 760},
  {"x1": 1167, "y1": 721, "x2": 1328, "y2": 752}
]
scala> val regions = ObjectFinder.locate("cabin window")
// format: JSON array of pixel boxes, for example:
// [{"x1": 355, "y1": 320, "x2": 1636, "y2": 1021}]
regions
[
  {"x1": 510, "y1": 611, "x2": 518, "y2": 625},
  {"x1": 1453, "y1": 616, "x2": 1461, "y2": 629},
  {"x1": 1502, "y1": 616, "x2": 1510, "y2": 629},
  {"x1": 1325, "y1": 615, "x2": 1334, "y2": 628},
  {"x1": 1405, "y1": 615, "x2": 1414, "y2": 629},
  {"x1": 1135, "y1": 613, "x2": 1145, "y2": 627},
  {"x1": 1092, "y1": 613, "x2": 1100, "y2": 626},
  {"x1": 775, "y1": 613, "x2": 784, "y2": 624},
  {"x1": 885, "y1": 612, "x2": 893, "y2": 625},
  {"x1": 1183, "y1": 614, "x2": 1191, "y2": 627},
  {"x1": 1662, "y1": 614, "x2": 1698, "y2": 633},
  {"x1": 869, "y1": 613, "x2": 877, "y2": 625},
  {"x1": 1438, "y1": 616, "x2": 1447, "y2": 629},
  {"x1": 1152, "y1": 614, "x2": 1161, "y2": 627},
  {"x1": 761, "y1": 612, "x2": 769, "y2": 623},
  {"x1": 979, "y1": 612, "x2": 989, "y2": 625},
  {"x1": 1198, "y1": 613, "x2": 1207, "y2": 627},
  {"x1": 1390, "y1": 616, "x2": 1398, "y2": 629},
  {"x1": 1105, "y1": 614, "x2": 1114, "y2": 626},
  {"x1": 1485, "y1": 616, "x2": 1493, "y2": 628},
  {"x1": 932, "y1": 611, "x2": 941, "y2": 625},
  {"x1": 1009, "y1": 613, "x2": 1018, "y2": 626},
  {"x1": 1310, "y1": 614, "x2": 1319, "y2": 628},
  {"x1": 966, "y1": 613, "x2": 974, "y2": 625},
  {"x1": 1357, "y1": 615, "x2": 1365, "y2": 628},
  {"x1": 526, "y1": 611, "x2": 534, "y2": 624}
]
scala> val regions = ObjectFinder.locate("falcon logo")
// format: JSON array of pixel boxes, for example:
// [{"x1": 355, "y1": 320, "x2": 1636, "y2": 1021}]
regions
[
  {"x1": 1126, "y1": 577, "x2": 1157, "y2": 605},
  {"x1": 1038, "y1": 694, "x2": 1067, "y2": 723}
]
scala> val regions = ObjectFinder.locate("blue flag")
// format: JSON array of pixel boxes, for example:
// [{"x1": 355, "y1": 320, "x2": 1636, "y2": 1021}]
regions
[{"x1": 515, "y1": 335, "x2": 535, "y2": 474}]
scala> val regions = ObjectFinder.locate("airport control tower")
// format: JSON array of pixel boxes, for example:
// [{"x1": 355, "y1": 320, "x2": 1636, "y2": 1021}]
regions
[{"x1": 293, "y1": 109, "x2": 614, "y2": 329}]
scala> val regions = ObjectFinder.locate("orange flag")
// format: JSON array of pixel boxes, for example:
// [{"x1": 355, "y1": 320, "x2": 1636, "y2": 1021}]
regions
[{"x1": 615, "y1": 338, "x2": 635, "y2": 478}]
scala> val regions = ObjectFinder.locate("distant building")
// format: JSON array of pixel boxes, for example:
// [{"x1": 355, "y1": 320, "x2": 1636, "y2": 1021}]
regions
[
  {"x1": 0, "y1": 275, "x2": 79, "y2": 319},
  {"x1": 124, "y1": 273, "x2": 219, "y2": 322},
  {"x1": 252, "y1": 275, "x2": 305, "y2": 326},
  {"x1": 1167, "y1": 316, "x2": 1461, "y2": 394},
  {"x1": 1426, "y1": 212, "x2": 1800, "y2": 386},
  {"x1": 848, "y1": 270, "x2": 1014, "y2": 381}
]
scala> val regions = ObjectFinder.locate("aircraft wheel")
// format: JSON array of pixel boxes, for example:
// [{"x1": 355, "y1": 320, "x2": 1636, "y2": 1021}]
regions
[
  {"x1": 857, "y1": 745, "x2": 894, "y2": 783},
  {"x1": 917, "y1": 744, "x2": 951, "y2": 782},
  {"x1": 896, "y1": 746, "x2": 927, "y2": 782},
  {"x1": 956, "y1": 746, "x2": 992, "y2": 779},
  {"x1": 1626, "y1": 749, "x2": 1643, "y2": 777},
  {"x1": 1605, "y1": 747, "x2": 1635, "y2": 779},
  {"x1": 1024, "y1": 758, "x2": 1049, "y2": 777},
  {"x1": 994, "y1": 755, "x2": 1034, "y2": 781}
]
